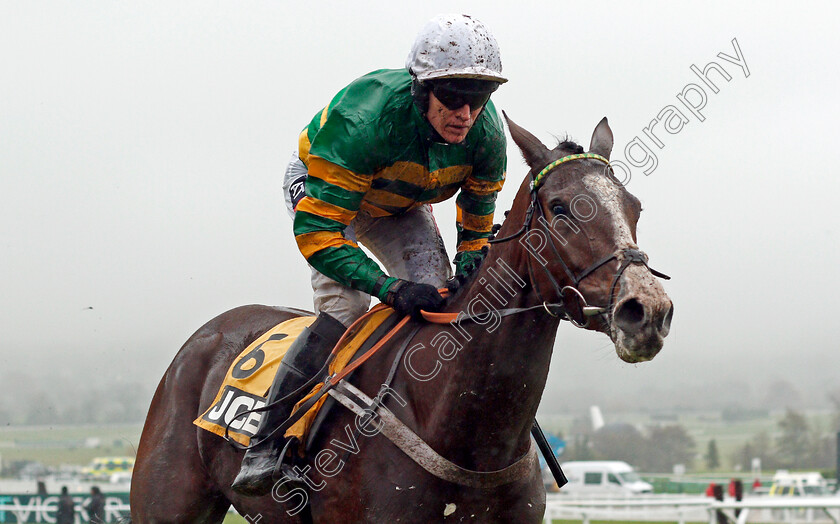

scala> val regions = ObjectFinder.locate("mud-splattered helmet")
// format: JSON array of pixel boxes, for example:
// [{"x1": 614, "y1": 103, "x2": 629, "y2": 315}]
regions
[
  {"x1": 406, "y1": 14, "x2": 506, "y2": 113},
  {"x1": 406, "y1": 13, "x2": 507, "y2": 83}
]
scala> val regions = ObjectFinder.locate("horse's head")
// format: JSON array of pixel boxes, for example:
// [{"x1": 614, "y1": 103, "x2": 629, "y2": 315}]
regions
[{"x1": 499, "y1": 114, "x2": 673, "y2": 363}]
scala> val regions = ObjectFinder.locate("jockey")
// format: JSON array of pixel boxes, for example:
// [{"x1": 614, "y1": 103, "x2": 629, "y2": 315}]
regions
[{"x1": 232, "y1": 13, "x2": 508, "y2": 496}]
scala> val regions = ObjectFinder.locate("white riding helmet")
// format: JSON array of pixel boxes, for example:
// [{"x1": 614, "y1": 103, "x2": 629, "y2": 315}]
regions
[{"x1": 406, "y1": 14, "x2": 507, "y2": 84}]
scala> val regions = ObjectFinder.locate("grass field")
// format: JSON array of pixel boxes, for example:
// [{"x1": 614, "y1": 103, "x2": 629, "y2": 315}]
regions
[
  {"x1": 539, "y1": 408, "x2": 836, "y2": 471},
  {"x1": 0, "y1": 423, "x2": 143, "y2": 469},
  {"x1": 0, "y1": 408, "x2": 833, "y2": 472},
  {"x1": 222, "y1": 517, "x2": 709, "y2": 524},
  {"x1": 550, "y1": 521, "x2": 706, "y2": 524},
  {"x1": 222, "y1": 510, "x2": 710, "y2": 524}
]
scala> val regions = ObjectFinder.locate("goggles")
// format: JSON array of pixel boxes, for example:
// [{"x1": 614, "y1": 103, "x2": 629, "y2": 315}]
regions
[{"x1": 428, "y1": 79, "x2": 499, "y2": 111}]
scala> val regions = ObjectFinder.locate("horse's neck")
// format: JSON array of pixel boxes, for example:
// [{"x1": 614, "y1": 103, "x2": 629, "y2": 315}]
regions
[{"x1": 407, "y1": 245, "x2": 561, "y2": 469}]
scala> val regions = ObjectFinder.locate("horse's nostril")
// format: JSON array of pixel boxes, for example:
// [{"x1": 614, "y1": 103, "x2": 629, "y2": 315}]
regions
[{"x1": 614, "y1": 298, "x2": 645, "y2": 329}]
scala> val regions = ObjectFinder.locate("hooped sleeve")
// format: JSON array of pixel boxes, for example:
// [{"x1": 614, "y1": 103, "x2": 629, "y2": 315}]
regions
[
  {"x1": 293, "y1": 96, "x2": 399, "y2": 301},
  {"x1": 454, "y1": 107, "x2": 506, "y2": 274}
]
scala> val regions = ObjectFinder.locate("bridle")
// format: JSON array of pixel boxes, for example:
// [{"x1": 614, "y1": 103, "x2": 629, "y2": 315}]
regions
[{"x1": 489, "y1": 153, "x2": 670, "y2": 327}]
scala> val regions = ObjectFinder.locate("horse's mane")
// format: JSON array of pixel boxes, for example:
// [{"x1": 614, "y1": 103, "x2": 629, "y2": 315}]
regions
[{"x1": 554, "y1": 136, "x2": 584, "y2": 154}]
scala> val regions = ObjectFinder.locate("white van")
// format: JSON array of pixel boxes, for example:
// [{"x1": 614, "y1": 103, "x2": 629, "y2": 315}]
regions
[
  {"x1": 769, "y1": 470, "x2": 829, "y2": 496},
  {"x1": 559, "y1": 461, "x2": 653, "y2": 495}
]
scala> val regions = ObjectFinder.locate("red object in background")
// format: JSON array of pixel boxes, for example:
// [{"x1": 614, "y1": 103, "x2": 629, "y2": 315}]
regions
[{"x1": 706, "y1": 482, "x2": 718, "y2": 497}]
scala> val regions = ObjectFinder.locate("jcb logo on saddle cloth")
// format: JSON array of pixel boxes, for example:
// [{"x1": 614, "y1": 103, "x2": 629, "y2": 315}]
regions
[
  {"x1": 194, "y1": 316, "x2": 316, "y2": 445},
  {"x1": 202, "y1": 385, "x2": 267, "y2": 437}
]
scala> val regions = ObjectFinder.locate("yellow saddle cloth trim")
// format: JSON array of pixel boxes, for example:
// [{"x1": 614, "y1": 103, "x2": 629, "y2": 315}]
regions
[
  {"x1": 285, "y1": 307, "x2": 395, "y2": 445},
  {"x1": 193, "y1": 308, "x2": 395, "y2": 447},
  {"x1": 193, "y1": 316, "x2": 316, "y2": 445}
]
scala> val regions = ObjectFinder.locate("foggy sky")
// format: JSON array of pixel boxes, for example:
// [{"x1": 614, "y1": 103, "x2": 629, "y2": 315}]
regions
[{"x1": 1, "y1": 1, "x2": 838, "y2": 415}]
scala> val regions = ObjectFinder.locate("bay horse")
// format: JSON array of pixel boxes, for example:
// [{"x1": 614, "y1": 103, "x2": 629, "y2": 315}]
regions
[{"x1": 130, "y1": 115, "x2": 673, "y2": 523}]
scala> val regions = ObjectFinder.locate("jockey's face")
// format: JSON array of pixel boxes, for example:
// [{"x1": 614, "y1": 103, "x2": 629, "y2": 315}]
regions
[{"x1": 426, "y1": 92, "x2": 483, "y2": 144}]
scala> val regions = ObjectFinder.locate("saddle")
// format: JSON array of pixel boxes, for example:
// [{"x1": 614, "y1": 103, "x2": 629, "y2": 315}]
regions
[{"x1": 193, "y1": 307, "x2": 399, "y2": 447}]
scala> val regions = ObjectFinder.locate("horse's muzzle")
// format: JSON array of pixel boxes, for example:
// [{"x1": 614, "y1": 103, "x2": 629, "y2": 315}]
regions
[{"x1": 610, "y1": 265, "x2": 673, "y2": 363}]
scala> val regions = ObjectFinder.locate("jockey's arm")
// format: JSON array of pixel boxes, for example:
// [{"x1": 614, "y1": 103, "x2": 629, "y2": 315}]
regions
[
  {"x1": 293, "y1": 156, "x2": 400, "y2": 302},
  {"x1": 453, "y1": 159, "x2": 506, "y2": 278}
]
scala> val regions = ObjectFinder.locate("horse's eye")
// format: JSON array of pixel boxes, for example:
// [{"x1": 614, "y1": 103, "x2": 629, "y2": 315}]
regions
[{"x1": 552, "y1": 204, "x2": 567, "y2": 216}]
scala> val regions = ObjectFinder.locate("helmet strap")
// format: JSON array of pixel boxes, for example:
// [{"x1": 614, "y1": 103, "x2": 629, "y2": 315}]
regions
[{"x1": 410, "y1": 77, "x2": 430, "y2": 114}]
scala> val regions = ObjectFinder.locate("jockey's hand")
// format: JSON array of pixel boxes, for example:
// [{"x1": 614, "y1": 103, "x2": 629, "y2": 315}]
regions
[
  {"x1": 445, "y1": 274, "x2": 468, "y2": 294},
  {"x1": 385, "y1": 280, "x2": 445, "y2": 319},
  {"x1": 453, "y1": 246, "x2": 489, "y2": 279}
]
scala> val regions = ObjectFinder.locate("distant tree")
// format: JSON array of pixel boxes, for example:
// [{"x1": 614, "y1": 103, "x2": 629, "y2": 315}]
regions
[
  {"x1": 762, "y1": 380, "x2": 803, "y2": 410},
  {"x1": 752, "y1": 431, "x2": 775, "y2": 464},
  {"x1": 591, "y1": 424, "x2": 646, "y2": 463},
  {"x1": 108, "y1": 382, "x2": 149, "y2": 423},
  {"x1": 705, "y1": 439, "x2": 720, "y2": 470},
  {"x1": 808, "y1": 434, "x2": 836, "y2": 469},
  {"x1": 642, "y1": 425, "x2": 696, "y2": 472},
  {"x1": 0, "y1": 399, "x2": 10, "y2": 426},
  {"x1": 776, "y1": 408, "x2": 810, "y2": 468},
  {"x1": 734, "y1": 431, "x2": 782, "y2": 472},
  {"x1": 565, "y1": 434, "x2": 596, "y2": 461},
  {"x1": 828, "y1": 388, "x2": 840, "y2": 433},
  {"x1": 569, "y1": 415, "x2": 594, "y2": 437},
  {"x1": 24, "y1": 391, "x2": 59, "y2": 425},
  {"x1": 734, "y1": 440, "x2": 755, "y2": 472}
]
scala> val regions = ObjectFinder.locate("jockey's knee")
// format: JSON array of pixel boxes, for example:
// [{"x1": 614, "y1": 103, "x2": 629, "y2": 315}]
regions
[{"x1": 314, "y1": 289, "x2": 370, "y2": 327}]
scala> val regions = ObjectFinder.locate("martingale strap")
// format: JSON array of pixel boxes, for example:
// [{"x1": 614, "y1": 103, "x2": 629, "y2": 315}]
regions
[{"x1": 328, "y1": 380, "x2": 538, "y2": 489}]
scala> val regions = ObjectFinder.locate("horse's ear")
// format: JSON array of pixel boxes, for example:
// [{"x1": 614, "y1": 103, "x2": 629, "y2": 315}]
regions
[
  {"x1": 589, "y1": 117, "x2": 613, "y2": 159},
  {"x1": 503, "y1": 111, "x2": 551, "y2": 169}
]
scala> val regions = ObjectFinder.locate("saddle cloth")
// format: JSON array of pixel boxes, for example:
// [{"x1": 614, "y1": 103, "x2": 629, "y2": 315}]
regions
[{"x1": 193, "y1": 309, "x2": 395, "y2": 446}]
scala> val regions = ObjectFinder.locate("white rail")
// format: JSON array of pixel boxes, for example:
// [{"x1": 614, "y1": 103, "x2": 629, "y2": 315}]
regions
[
  {"x1": 4, "y1": 494, "x2": 839, "y2": 523},
  {"x1": 544, "y1": 495, "x2": 710, "y2": 524},
  {"x1": 709, "y1": 497, "x2": 840, "y2": 524},
  {"x1": 0, "y1": 501, "x2": 130, "y2": 523},
  {"x1": 543, "y1": 495, "x2": 840, "y2": 524}
]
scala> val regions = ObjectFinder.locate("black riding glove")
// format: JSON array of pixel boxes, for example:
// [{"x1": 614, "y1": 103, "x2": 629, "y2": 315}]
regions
[
  {"x1": 445, "y1": 274, "x2": 468, "y2": 294},
  {"x1": 384, "y1": 279, "x2": 445, "y2": 319}
]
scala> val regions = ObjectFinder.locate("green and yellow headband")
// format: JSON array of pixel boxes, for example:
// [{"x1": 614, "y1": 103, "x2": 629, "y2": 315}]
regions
[{"x1": 531, "y1": 153, "x2": 611, "y2": 190}]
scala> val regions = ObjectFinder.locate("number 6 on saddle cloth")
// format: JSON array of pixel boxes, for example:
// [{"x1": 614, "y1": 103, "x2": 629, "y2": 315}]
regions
[{"x1": 194, "y1": 308, "x2": 397, "y2": 448}]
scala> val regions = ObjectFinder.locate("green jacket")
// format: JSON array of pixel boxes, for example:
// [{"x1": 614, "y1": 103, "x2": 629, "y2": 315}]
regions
[{"x1": 293, "y1": 68, "x2": 506, "y2": 300}]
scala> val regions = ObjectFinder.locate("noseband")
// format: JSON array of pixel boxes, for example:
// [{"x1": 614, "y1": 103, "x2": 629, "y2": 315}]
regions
[{"x1": 489, "y1": 153, "x2": 670, "y2": 327}]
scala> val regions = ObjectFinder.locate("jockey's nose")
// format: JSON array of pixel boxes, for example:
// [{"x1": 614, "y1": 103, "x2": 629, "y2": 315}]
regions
[{"x1": 453, "y1": 104, "x2": 471, "y2": 120}]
